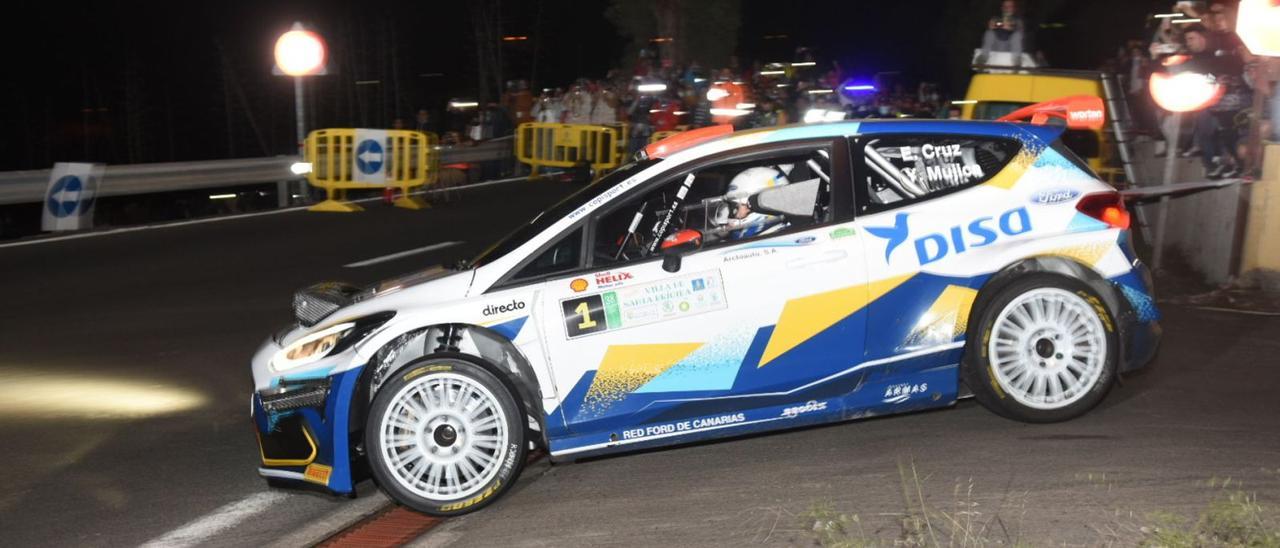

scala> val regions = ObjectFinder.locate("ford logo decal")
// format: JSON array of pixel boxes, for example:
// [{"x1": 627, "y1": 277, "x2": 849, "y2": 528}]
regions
[{"x1": 1031, "y1": 189, "x2": 1081, "y2": 205}]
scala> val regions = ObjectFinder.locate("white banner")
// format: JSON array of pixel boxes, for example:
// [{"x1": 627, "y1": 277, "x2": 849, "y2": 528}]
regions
[
  {"x1": 352, "y1": 129, "x2": 389, "y2": 184},
  {"x1": 42, "y1": 162, "x2": 104, "y2": 232}
]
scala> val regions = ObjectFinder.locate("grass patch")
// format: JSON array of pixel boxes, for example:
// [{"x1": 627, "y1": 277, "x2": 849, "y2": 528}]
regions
[
  {"x1": 1142, "y1": 490, "x2": 1280, "y2": 547},
  {"x1": 802, "y1": 457, "x2": 1029, "y2": 547}
]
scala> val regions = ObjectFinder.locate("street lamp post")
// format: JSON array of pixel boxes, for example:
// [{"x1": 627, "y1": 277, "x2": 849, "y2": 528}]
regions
[
  {"x1": 274, "y1": 22, "x2": 327, "y2": 207},
  {"x1": 1148, "y1": 70, "x2": 1224, "y2": 271}
]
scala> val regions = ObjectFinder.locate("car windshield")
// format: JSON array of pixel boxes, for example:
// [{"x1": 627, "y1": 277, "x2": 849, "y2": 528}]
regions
[{"x1": 468, "y1": 159, "x2": 661, "y2": 268}]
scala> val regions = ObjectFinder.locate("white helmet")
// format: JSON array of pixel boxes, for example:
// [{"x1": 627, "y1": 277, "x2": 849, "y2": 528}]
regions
[{"x1": 713, "y1": 166, "x2": 790, "y2": 237}]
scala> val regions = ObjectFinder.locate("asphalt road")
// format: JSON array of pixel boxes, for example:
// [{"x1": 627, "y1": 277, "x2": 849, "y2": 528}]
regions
[
  {"x1": 414, "y1": 304, "x2": 1280, "y2": 547},
  {"x1": 3, "y1": 178, "x2": 1278, "y2": 547},
  {"x1": 0, "y1": 181, "x2": 578, "y2": 547}
]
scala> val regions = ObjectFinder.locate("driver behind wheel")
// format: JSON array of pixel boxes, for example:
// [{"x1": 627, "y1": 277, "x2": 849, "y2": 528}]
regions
[{"x1": 713, "y1": 166, "x2": 791, "y2": 239}]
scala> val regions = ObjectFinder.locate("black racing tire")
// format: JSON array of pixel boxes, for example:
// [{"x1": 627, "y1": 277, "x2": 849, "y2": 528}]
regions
[
  {"x1": 963, "y1": 274, "x2": 1119, "y2": 423},
  {"x1": 365, "y1": 356, "x2": 527, "y2": 516}
]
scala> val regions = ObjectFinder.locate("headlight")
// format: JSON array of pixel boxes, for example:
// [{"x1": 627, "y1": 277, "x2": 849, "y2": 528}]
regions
[{"x1": 270, "y1": 312, "x2": 395, "y2": 372}]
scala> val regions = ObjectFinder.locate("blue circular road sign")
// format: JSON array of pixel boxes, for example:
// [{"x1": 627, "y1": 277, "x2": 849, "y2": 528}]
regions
[
  {"x1": 355, "y1": 139, "x2": 385, "y2": 175},
  {"x1": 46, "y1": 175, "x2": 83, "y2": 218}
]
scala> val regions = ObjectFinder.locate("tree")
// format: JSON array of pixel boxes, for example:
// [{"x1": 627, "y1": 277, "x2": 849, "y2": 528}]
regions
[{"x1": 606, "y1": 0, "x2": 741, "y2": 72}]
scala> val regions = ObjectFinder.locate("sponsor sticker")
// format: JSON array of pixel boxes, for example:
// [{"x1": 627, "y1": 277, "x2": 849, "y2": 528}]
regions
[
  {"x1": 303, "y1": 463, "x2": 333, "y2": 486},
  {"x1": 561, "y1": 270, "x2": 727, "y2": 339},
  {"x1": 621, "y1": 412, "x2": 747, "y2": 441},
  {"x1": 570, "y1": 278, "x2": 589, "y2": 293},
  {"x1": 866, "y1": 207, "x2": 1033, "y2": 265},
  {"x1": 883, "y1": 382, "x2": 929, "y2": 404},
  {"x1": 483, "y1": 299, "x2": 526, "y2": 316},
  {"x1": 830, "y1": 227, "x2": 856, "y2": 240},
  {"x1": 594, "y1": 270, "x2": 634, "y2": 289},
  {"x1": 781, "y1": 400, "x2": 828, "y2": 418},
  {"x1": 1031, "y1": 188, "x2": 1081, "y2": 205}
]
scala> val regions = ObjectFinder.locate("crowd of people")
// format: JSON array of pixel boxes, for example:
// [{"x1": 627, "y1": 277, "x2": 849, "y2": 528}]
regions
[
  {"x1": 1115, "y1": 0, "x2": 1257, "y2": 179},
  {"x1": 443, "y1": 50, "x2": 948, "y2": 156}
]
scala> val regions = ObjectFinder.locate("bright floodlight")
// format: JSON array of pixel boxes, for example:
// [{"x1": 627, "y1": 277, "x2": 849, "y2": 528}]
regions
[
  {"x1": 1237, "y1": 0, "x2": 1280, "y2": 56},
  {"x1": 1149, "y1": 72, "x2": 1223, "y2": 112},
  {"x1": 706, "y1": 88, "x2": 730, "y2": 101},
  {"x1": 290, "y1": 162, "x2": 313, "y2": 175},
  {"x1": 274, "y1": 27, "x2": 327, "y2": 76}
]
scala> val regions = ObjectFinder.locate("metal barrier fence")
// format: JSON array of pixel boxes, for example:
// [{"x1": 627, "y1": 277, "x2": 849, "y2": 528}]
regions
[
  {"x1": 650, "y1": 130, "x2": 683, "y2": 144},
  {"x1": 515, "y1": 123, "x2": 628, "y2": 178},
  {"x1": 0, "y1": 139, "x2": 512, "y2": 207},
  {"x1": 304, "y1": 129, "x2": 439, "y2": 212}
]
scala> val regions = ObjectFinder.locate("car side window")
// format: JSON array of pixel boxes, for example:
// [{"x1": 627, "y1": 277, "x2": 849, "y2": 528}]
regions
[
  {"x1": 591, "y1": 147, "x2": 834, "y2": 266},
  {"x1": 510, "y1": 227, "x2": 584, "y2": 281},
  {"x1": 856, "y1": 135, "x2": 1021, "y2": 214}
]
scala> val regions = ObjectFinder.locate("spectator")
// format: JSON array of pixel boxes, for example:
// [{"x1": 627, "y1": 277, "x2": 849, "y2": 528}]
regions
[
  {"x1": 1151, "y1": 2, "x2": 1205, "y2": 59},
  {"x1": 977, "y1": 0, "x2": 1027, "y2": 68},
  {"x1": 1183, "y1": 25, "x2": 1248, "y2": 178},
  {"x1": 501, "y1": 80, "x2": 535, "y2": 126},
  {"x1": 415, "y1": 109, "x2": 439, "y2": 135}
]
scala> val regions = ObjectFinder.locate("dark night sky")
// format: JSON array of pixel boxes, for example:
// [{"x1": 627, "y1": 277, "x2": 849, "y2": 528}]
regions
[{"x1": 1, "y1": 0, "x2": 1168, "y2": 170}]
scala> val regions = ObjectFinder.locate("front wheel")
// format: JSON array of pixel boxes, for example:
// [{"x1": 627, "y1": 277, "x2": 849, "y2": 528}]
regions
[
  {"x1": 964, "y1": 275, "x2": 1118, "y2": 423},
  {"x1": 365, "y1": 356, "x2": 527, "y2": 516}
]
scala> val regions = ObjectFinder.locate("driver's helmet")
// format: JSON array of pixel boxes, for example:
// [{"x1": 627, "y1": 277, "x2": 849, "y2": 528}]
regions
[{"x1": 713, "y1": 166, "x2": 790, "y2": 238}]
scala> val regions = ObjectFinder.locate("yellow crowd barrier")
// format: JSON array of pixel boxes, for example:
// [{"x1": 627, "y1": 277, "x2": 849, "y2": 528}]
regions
[
  {"x1": 303, "y1": 129, "x2": 439, "y2": 212},
  {"x1": 650, "y1": 129, "x2": 683, "y2": 144},
  {"x1": 515, "y1": 123, "x2": 627, "y2": 179}
]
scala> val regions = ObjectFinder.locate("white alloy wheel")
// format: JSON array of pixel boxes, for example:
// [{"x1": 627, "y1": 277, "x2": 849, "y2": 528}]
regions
[
  {"x1": 378, "y1": 372, "x2": 511, "y2": 501},
  {"x1": 986, "y1": 287, "x2": 1108, "y2": 410}
]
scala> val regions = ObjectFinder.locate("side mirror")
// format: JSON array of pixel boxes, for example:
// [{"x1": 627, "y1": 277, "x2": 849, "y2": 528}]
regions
[{"x1": 660, "y1": 229, "x2": 702, "y2": 273}]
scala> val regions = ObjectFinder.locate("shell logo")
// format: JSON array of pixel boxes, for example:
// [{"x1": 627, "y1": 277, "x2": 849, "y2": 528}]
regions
[{"x1": 570, "y1": 279, "x2": 589, "y2": 293}]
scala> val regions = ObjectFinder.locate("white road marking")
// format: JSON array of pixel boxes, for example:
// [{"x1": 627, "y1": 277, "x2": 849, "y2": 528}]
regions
[
  {"x1": 139, "y1": 491, "x2": 292, "y2": 548},
  {"x1": 0, "y1": 174, "x2": 537, "y2": 250},
  {"x1": 344, "y1": 241, "x2": 462, "y2": 268}
]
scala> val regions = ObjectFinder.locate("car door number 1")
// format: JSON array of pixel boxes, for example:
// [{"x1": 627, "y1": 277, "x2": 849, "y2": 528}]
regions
[{"x1": 562, "y1": 295, "x2": 609, "y2": 338}]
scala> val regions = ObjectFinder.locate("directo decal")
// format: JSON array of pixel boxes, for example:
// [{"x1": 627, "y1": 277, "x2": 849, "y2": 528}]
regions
[
  {"x1": 866, "y1": 207, "x2": 1033, "y2": 265},
  {"x1": 483, "y1": 299, "x2": 526, "y2": 316}
]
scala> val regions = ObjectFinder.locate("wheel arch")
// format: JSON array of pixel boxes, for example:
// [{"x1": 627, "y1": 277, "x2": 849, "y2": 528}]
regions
[
  {"x1": 350, "y1": 322, "x2": 549, "y2": 450},
  {"x1": 967, "y1": 254, "x2": 1130, "y2": 376}
]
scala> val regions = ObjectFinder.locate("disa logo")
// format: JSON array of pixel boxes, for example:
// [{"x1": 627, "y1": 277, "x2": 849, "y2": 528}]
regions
[
  {"x1": 483, "y1": 299, "x2": 525, "y2": 316},
  {"x1": 866, "y1": 207, "x2": 1033, "y2": 265}
]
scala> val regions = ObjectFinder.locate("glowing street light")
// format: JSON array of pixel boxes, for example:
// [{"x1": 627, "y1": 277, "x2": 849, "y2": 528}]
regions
[
  {"x1": 1237, "y1": 0, "x2": 1280, "y2": 56},
  {"x1": 273, "y1": 23, "x2": 327, "y2": 207},
  {"x1": 1149, "y1": 71, "x2": 1223, "y2": 113},
  {"x1": 274, "y1": 27, "x2": 327, "y2": 76}
]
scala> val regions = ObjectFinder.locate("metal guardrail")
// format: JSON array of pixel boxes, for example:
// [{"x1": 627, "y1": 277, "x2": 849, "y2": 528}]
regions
[{"x1": 0, "y1": 139, "x2": 512, "y2": 206}]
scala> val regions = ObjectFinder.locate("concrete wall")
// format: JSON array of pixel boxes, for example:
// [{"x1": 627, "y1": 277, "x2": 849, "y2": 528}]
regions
[
  {"x1": 1241, "y1": 144, "x2": 1280, "y2": 293},
  {"x1": 1131, "y1": 142, "x2": 1248, "y2": 286}
]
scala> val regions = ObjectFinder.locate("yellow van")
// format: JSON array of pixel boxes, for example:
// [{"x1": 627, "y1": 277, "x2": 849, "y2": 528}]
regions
[{"x1": 960, "y1": 70, "x2": 1115, "y2": 177}]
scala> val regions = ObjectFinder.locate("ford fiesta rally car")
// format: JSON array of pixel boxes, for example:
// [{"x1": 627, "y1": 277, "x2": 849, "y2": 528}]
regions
[{"x1": 251, "y1": 99, "x2": 1161, "y2": 515}]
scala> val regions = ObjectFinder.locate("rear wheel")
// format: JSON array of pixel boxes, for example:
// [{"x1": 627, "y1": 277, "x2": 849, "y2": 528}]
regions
[
  {"x1": 365, "y1": 356, "x2": 526, "y2": 516},
  {"x1": 964, "y1": 275, "x2": 1118, "y2": 423}
]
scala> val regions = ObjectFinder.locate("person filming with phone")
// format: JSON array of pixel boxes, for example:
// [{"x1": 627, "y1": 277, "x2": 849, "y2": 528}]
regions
[{"x1": 977, "y1": 0, "x2": 1027, "y2": 68}]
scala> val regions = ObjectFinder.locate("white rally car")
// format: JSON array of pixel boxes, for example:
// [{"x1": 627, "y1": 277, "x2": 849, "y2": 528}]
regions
[{"x1": 250, "y1": 98, "x2": 1161, "y2": 515}]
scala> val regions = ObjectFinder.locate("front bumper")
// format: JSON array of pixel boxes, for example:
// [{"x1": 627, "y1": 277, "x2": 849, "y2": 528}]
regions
[{"x1": 253, "y1": 366, "x2": 364, "y2": 494}]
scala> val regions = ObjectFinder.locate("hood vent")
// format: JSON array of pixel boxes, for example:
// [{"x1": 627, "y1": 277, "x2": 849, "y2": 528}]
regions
[{"x1": 293, "y1": 282, "x2": 364, "y2": 327}]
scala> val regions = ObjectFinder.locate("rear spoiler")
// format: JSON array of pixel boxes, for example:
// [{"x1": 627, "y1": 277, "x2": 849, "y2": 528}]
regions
[
  {"x1": 997, "y1": 95, "x2": 1106, "y2": 131},
  {"x1": 1120, "y1": 178, "x2": 1250, "y2": 203}
]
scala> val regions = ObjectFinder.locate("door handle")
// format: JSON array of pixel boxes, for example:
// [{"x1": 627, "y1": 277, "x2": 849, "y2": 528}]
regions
[{"x1": 786, "y1": 250, "x2": 848, "y2": 269}]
